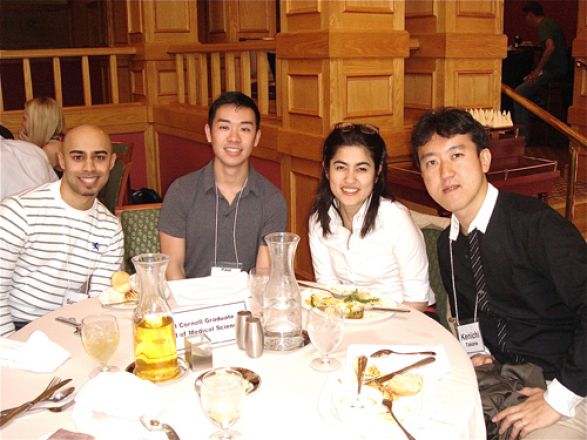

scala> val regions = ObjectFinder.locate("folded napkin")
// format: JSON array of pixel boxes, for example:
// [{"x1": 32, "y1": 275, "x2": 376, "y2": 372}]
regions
[
  {"x1": 72, "y1": 372, "x2": 163, "y2": 439},
  {"x1": 171, "y1": 272, "x2": 250, "y2": 306},
  {"x1": 0, "y1": 331, "x2": 70, "y2": 373}
]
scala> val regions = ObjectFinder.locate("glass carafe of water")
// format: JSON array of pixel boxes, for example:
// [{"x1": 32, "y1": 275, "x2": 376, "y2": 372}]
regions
[
  {"x1": 132, "y1": 253, "x2": 180, "y2": 382},
  {"x1": 263, "y1": 232, "x2": 303, "y2": 351}
]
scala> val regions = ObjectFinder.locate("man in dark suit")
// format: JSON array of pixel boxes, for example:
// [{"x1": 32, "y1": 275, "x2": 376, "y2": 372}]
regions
[{"x1": 411, "y1": 107, "x2": 585, "y2": 439}]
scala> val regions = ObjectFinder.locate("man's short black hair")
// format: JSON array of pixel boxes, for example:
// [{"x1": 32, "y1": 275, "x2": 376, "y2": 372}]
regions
[
  {"x1": 207, "y1": 91, "x2": 261, "y2": 130},
  {"x1": 410, "y1": 107, "x2": 489, "y2": 168},
  {"x1": 522, "y1": 1, "x2": 544, "y2": 16}
]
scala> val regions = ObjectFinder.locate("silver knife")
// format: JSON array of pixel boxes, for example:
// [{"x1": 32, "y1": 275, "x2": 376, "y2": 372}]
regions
[{"x1": 55, "y1": 317, "x2": 82, "y2": 334}]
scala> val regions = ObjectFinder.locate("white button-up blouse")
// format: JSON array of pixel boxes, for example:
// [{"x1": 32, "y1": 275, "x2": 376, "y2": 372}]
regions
[{"x1": 308, "y1": 198, "x2": 434, "y2": 305}]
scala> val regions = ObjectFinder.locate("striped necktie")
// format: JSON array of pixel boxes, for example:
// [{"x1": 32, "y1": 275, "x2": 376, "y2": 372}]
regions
[{"x1": 467, "y1": 229, "x2": 523, "y2": 362}]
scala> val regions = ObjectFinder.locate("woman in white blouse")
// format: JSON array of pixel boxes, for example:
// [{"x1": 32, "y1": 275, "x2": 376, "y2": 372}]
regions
[{"x1": 308, "y1": 123, "x2": 433, "y2": 312}]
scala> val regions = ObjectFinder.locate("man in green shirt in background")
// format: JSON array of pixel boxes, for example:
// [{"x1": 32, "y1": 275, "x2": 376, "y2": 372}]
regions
[{"x1": 513, "y1": 1, "x2": 568, "y2": 142}]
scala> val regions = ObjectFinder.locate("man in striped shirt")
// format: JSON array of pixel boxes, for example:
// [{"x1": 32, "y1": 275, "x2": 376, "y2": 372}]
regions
[{"x1": 0, "y1": 125, "x2": 124, "y2": 336}]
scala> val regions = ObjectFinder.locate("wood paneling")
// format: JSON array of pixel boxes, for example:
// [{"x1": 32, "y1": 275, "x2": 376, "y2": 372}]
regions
[
  {"x1": 288, "y1": 74, "x2": 322, "y2": 116},
  {"x1": 346, "y1": 75, "x2": 393, "y2": 117},
  {"x1": 208, "y1": 0, "x2": 229, "y2": 41},
  {"x1": 127, "y1": 1, "x2": 143, "y2": 35},
  {"x1": 455, "y1": 71, "x2": 494, "y2": 108},
  {"x1": 405, "y1": 73, "x2": 434, "y2": 109},
  {"x1": 236, "y1": 1, "x2": 276, "y2": 37},
  {"x1": 277, "y1": 30, "x2": 409, "y2": 59},
  {"x1": 154, "y1": 1, "x2": 191, "y2": 32},
  {"x1": 287, "y1": 157, "x2": 321, "y2": 279},
  {"x1": 406, "y1": 0, "x2": 434, "y2": 18}
]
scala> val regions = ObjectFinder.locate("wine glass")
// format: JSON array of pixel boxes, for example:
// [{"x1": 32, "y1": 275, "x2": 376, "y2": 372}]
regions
[
  {"x1": 200, "y1": 368, "x2": 245, "y2": 440},
  {"x1": 81, "y1": 314, "x2": 120, "y2": 377},
  {"x1": 308, "y1": 305, "x2": 344, "y2": 372}
]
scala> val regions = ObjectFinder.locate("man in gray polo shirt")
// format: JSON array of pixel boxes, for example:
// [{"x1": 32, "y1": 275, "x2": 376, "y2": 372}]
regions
[{"x1": 159, "y1": 92, "x2": 287, "y2": 279}]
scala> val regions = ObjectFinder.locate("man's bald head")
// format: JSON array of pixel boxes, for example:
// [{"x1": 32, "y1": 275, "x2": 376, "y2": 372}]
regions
[{"x1": 63, "y1": 125, "x2": 112, "y2": 154}]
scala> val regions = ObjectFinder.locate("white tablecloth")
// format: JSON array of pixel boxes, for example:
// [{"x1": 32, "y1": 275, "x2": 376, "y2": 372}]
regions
[{"x1": 0, "y1": 298, "x2": 485, "y2": 439}]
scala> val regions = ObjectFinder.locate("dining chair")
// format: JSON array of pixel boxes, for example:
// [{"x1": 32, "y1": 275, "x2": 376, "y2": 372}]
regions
[
  {"x1": 99, "y1": 158, "x2": 132, "y2": 213},
  {"x1": 115, "y1": 203, "x2": 162, "y2": 273},
  {"x1": 421, "y1": 226, "x2": 453, "y2": 333},
  {"x1": 112, "y1": 142, "x2": 134, "y2": 205}
]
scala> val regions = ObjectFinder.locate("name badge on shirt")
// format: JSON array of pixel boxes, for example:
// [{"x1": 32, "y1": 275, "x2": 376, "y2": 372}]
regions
[
  {"x1": 211, "y1": 261, "x2": 243, "y2": 276},
  {"x1": 62, "y1": 290, "x2": 89, "y2": 306},
  {"x1": 457, "y1": 321, "x2": 485, "y2": 355}
]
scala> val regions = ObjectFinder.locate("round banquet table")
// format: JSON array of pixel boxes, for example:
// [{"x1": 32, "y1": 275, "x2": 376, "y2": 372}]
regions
[{"x1": 1, "y1": 299, "x2": 486, "y2": 440}]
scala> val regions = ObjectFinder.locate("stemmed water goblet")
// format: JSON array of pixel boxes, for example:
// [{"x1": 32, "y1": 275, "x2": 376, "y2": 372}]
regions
[
  {"x1": 200, "y1": 367, "x2": 245, "y2": 440},
  {"x1": 80, "y1": 314, "x2": 120, "y2": 377},
  {"x1": 308, "y1": 305, "x2": 344, "y2": 372}
]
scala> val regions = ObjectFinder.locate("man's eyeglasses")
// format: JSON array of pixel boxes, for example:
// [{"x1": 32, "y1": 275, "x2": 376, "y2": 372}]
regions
[{"x1": 334, "y1": 122, "x2": 380, "y2": 135}]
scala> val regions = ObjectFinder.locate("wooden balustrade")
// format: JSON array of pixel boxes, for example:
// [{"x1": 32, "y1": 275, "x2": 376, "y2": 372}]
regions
[
  {"x1": 0, "y1": 47, "x2": 136, "y2": 111},
  {"x1": 167, "y1": 40, "x2": 278, "y2": 116},
  {"x1": 502, "y1": 83, "x2": 587, "y2": 221}
]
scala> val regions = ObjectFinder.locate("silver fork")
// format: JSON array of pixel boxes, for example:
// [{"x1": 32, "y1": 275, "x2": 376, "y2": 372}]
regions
[{"x1": 42, "y1": 400, "x2": 75, "y2": 413}]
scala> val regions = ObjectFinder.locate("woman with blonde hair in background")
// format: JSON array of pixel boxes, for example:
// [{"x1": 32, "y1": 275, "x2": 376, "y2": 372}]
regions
[{"x1": 19, "y1": 96, "x2": 65, "y2": 172}]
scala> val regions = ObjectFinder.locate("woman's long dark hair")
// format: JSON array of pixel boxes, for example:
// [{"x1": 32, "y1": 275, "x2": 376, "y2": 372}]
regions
[{"x1": 310, "y1": 124, "x2": 389, "y2": 238}]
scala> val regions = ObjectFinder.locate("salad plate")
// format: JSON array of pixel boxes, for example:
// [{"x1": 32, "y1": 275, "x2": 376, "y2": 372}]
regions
[{"x1": 301, "y1": 286, "x2": 398, "y2": 325}]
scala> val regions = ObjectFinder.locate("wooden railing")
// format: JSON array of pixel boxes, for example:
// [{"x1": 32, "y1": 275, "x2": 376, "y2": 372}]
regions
[
  {"x1": 502, "y1": 83, "x2": 587, "y2": 221},
  {"x1": 167, "y1": 40, "x2": 278, "y2": 117},
  {"x1": 0, "y1": 47, "x2": 136, "y2": 111}
]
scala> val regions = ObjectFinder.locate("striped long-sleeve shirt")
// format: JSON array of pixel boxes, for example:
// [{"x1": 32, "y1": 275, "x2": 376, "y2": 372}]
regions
[{"x1": 0, "y1": 180, "x2": 123, "y2": 336}]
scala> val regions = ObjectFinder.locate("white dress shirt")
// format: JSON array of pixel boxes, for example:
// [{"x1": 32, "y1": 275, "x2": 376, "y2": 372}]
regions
[
  {"x1": 308, "y1": 197, "x2": 434, "y2": 305},
  {"x1": 0, "y1": 137, "x2": 57, "y2": 200}
]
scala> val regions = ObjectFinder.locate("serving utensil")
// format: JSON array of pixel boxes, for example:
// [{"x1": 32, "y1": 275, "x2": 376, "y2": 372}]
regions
[
  {"x1": 0, "y1": 387, "x2": 75, "y2": 417},
  {"x1": 382, "y1": 398, "x2": 416, "y2": 440},
  {"x1": 365, "y1": 356, "x2": 436, "y2": 385},
  {"x1": 0, "y1": 377, "x2": 72, "y2": 426},
  {"x1": 297, "y1": 280, "x2": 346, "y2": 299},
  {"x1": 370, "y1": 348, "x2": 436, "y2": 358},
  {"x1": 141, "y1": 415, "x2": 181, "y2": 439}
]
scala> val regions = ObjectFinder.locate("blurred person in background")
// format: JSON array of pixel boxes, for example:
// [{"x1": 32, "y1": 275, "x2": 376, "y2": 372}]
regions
[
  {"x1": 19, "y1": 96, "x2": 65, "y2": 173},
  {"x1": 513, "y1": 1, "x2": 567, "y2": 143}
]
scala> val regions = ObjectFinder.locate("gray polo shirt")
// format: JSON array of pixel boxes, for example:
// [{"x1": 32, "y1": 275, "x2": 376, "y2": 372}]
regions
[{"x1": 159, "y1": 161, "x2": 287, "y2": 278}]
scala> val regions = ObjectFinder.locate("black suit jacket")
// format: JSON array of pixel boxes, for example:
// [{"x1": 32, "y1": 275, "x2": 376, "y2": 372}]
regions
[{"x1": 438, "y1": 191, "x2": 586, "y2": 397}]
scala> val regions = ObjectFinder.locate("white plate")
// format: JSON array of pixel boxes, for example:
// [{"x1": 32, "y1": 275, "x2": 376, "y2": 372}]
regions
[
  {"x1": 300, "y1": 287, "x2": 397, "y2": 325},
  {"x1": 317, "y1": 345, "x2": 442, "y2": 439}
]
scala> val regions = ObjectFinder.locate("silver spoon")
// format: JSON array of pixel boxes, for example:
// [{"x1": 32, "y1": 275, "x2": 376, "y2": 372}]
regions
[
  {"x1": 140, "y1": 415, "x2": 181, "y2": 440},
  {"x1": 0, "y1": 387, "x2": 75, "y2": 417}
]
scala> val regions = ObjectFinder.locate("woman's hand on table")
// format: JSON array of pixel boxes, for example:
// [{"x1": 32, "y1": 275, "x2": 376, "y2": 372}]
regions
[{"x1": 492, "y1": 387, "x2": 561, "y2": 440}]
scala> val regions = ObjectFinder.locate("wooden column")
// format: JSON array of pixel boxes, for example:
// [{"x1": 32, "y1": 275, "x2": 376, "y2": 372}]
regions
[
  {"x1": 404, "y1": 0, "x2": 507, "y2": 122},
  {"x1": 568, "y1": 0, "x2": 587, "y2": 182},
  {"x1": 125, "y1": 0, "x2": 199, "y2": 192},
  {"x1": 277, "y1": 0, "x2": 410, "y2": 279}
]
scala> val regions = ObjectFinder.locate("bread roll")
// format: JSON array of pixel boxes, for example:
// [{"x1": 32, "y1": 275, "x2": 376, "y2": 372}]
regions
[
  {"x1": 111, "y1": 271, "x2": 131, "y2": 293},
  {"x1": 386, "y1": 373, "x2": 423, "y2": 396}
]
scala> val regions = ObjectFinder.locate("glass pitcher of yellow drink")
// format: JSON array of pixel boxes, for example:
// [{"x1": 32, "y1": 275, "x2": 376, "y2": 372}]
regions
[{"x1": 132, "y1": 253, "x2": 180, "y2": 382}]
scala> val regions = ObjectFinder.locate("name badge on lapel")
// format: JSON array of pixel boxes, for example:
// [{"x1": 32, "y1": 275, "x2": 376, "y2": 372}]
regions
[{"x1": 457, "y1": 321, "x2": 485, "y2": 355}]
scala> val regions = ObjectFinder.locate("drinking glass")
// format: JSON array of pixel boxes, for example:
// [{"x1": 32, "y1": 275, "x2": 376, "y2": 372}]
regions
[
  {"x1": 81, "y1": 314, "x2": 120, "y2": 377},
  {"x1": 200, "y1": 368, "x2": 245, "y2": 440},
  {"x1": 308, "y1": 305, "x2": 344, "y2": 372},
  {"x1": 248, "y1": 267, "x2": 269, "y2": 319}
]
